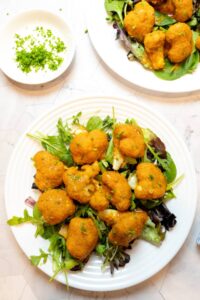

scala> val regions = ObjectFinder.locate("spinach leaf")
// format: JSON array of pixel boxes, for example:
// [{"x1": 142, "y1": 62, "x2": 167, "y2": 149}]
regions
[
  {"x1": 86, "y1": 116, "x2": 103, "y2": 131},
  {"x1": 105, "y1": 0, "x2": 126, "y2": 24},
  {"x1": 154, "y1": 51, "x2": 199, "y2": 80},
  {"x1": 155, "y1": 11, "x2": 176, "y2": 27},
  {"x1": 162, "y1": 152, "x2": 177, "y2": 183},
  {"x1": 146, "y1": 144, "x2": 177, "y2": 183}
]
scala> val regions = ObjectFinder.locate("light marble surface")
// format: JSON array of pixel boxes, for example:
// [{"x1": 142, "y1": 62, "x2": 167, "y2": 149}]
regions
[{"x1": 0, "y1": 0, "x2": 200, "y2": 299}]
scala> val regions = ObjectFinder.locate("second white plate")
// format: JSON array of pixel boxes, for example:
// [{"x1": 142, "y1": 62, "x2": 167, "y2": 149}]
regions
[{"x1": 85, "y1": 0, "x2": 200, "y2": 94}]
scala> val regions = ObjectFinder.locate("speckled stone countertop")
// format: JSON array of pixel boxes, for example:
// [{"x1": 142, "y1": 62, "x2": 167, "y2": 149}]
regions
[{"x1": 0, "y1": 1, "x2": 200, "y2": 299}]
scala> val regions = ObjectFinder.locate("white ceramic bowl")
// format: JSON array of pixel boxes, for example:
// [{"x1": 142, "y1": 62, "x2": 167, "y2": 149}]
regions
[{"x1": 0, "y1": 10, "x2": 75, "y2": 85}]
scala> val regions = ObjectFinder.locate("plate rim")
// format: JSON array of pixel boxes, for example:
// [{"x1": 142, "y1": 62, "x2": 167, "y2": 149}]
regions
[
  {"x1": 4, "y1": 94, "x2": 198, "y2": 291},
  {"x1": 0, "y1": 9, "x2": 76, "y2": 85}
]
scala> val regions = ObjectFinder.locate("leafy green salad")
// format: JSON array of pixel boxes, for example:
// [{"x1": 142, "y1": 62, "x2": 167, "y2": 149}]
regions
[
  {"x1": 105, "y1": 0, "x2": 200, "y2": 80},
  {"x1": 7, "y1": 111, "x2": 182, "y2": 284}
]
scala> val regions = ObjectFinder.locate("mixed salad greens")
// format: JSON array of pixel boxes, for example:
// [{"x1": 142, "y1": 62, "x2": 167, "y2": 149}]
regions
[
  {"x1": 105, "y1": 0, "x2": 200, "y2": 80},
  {"x1": 7, "y1": 111, "x2": 182, "y2": 284}
]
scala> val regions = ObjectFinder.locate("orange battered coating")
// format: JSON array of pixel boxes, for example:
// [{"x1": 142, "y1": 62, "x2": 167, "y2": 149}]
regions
[
  {"x1": 114, "y1": 124, "x2": 146, "y2": 159},
  {"x1": 66, "y1": 217, "x2": 98, "y2": 261},
  {"x1": 98, "y1": 209, "x2": 120, "y2": 225},
  {"x1": 173, "y1": 0, "x2": 193, "y2": 22},
  {"x1": 33, "y1": 151, "x2": 64, "y2": 191},
  {"x1": 135, "y1": 162, "x2": 167, "y2": 200},
  {"x1": 166, "y1": 23, "x2": 193, "y2": 63},
  {"x1": 38, "y1": 189, "x2": 76, "y2": 225},
  {"x1": 144, "y1": 30, "x2": 166, "y2": 70},
  {"x1": 147, "y1": 0, "x2": 164, "y2": 4},
  {"x1": 156, "y1": 0, "x2": 175, "y2": 15},
  {"x1": 89, "y1": 183, "x2": 109, "y2": 212},
  {"x1": 70, "y1": 129, "x2": 108, "y2": 165},
  {"x1": 102, "y1": 171, "x2": 131, "y2": 211},
  {"x1": 124, "y1": 1, "x2": 155, "y2": 42},
  {"x1": 196, "y1": 36, "x2": 200, "y2": 51},
  {"x1": 63, "y1": 161, "x2": 100, "y2": 204},
  {"x1": 108, "y1": 211, "x2": 148, "y2": 247}
]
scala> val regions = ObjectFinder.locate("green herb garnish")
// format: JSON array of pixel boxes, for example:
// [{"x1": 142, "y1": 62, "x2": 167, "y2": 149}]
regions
[{"x1": 14, "y1": 27, "x2": 66, "y2": 73}]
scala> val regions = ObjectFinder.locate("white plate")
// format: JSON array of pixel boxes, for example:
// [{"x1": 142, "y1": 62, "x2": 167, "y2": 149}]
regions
[
  {"x1": 0, "y1": 10, "x2": 75, "y2": 85},
  {"x1": 85, "y1": 0, "x2": 200, "y2": 94},
  {"x1": 5, "y1": 95, "x2": 197, "y2": 291}
]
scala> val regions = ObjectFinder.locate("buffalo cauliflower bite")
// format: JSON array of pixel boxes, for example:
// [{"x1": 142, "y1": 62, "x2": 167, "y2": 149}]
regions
[
  {"x1": 135, "y1": 162, "x2": 167, "y2": 200},
  {"x1": 98, "y1": 209, "x2": 120, "y2": 225},
  {"x1": 196, "y1": 36, "x2": 200, "y2": 51},
  {"x1": 102, "y1": 171, "x2": 131, "y2": 211},
  {"x1": 173, "y1": 0, "x2": 193, "y2": 22},
  {"x1": 124, "y1": 1, "x2": 155, "y2": 42},
  {"x1": 108, "y1": 211, "x2": 148, "y2": 247},
  {"x1": 38, "y1": 189, "x2": 76, "y2": 225},
  {"x1": 147, "y1": 0, "x2": 164, "y2": 4},
  {"x1": 114, "y1": 124, "x2": 146, "y2": 159},
  {"x1": 66, "y1": 217, "x2": 98, "y2": 261},
  {"x1": 144, "y1": 30, "x2": 166, "y2": 70},
  {"x1": 89, "y1": 182, "x2": 109, "y2": 212},
  {"x1": 63, "y1": 161, "x2": 100, "y2": 204},
  {"x1": 70, "y1": 129, "x2": 108, "y2": 165},
  {"x1": 166, "y1": 23, "x2": 193, "y2": 64},
  {"x1": 155, "y1": 0, "x2": 174, "y2": 15},
  {"x1": 33, "y1": 151, "x2": 64, "y2": 191}
]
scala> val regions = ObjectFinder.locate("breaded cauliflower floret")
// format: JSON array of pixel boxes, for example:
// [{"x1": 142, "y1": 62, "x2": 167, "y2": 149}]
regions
[
  {"x1": 114, "y1": 124, "x2": 146, "y2": 159},
  {"x1": 155, "y1": 0, "x2": 175, "y2": 15},
  {"x1": 70, "y1": 129, "x2": 108, "y2": 165},
  {"x1": 108, "y1": 211, "x2": 148, "y2": 247},
  {"x1": 144, "y1": 30, "x2": 166, "y2": 70},
  {"x1": 196, "y1": 36, "x2": 200, "y2": 51},
  {"x1": 166, "y1": 23, "x2": 193, "y2": 64},
  {"x1": 173, "y1": 0, "x2": 193, "y2": 22},
  {"x1": 63, "y1": 161, "x2": 100, "y2": 204},
  {"x1": 98, "y1": 209, "x2": 120, "y2": 225},
  {"x1": 102, "y1": 171, "x2": 131, "y2": 211},
  {"x1": 66, "y1": 217, "x2": 98, "y2": 261},
  {"x1": 38, "y1": 189, "x2": 76, "y2": 225},
  {"x1": 147, "y1": 0, "x2": 164, "y2": 5},
  {"x1": 33, "y1": 151, "x2": 64, "y2": 191},
  {"x1": 124, "y1": 1, "x2": 155, "y2": 42},
  {"x1": 89, "y1": 182, "x2": 109, "y2": 212},
  {"x1": 135, "y1": 162, "x2": 167, "y2": 200}
]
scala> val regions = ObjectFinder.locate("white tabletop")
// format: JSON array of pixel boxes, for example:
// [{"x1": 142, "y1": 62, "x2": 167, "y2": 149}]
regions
[{"x1": 0, "y1": 0, "x2": 200, "y2": 299}]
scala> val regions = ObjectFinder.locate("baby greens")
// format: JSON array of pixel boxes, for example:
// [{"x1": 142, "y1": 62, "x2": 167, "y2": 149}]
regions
[
  {"x1": 105, "y1": 0, "x2": 200, "y2": 80},
  {"x1": 7, "y1": 111, "x2": 181, "y2": 282}
]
